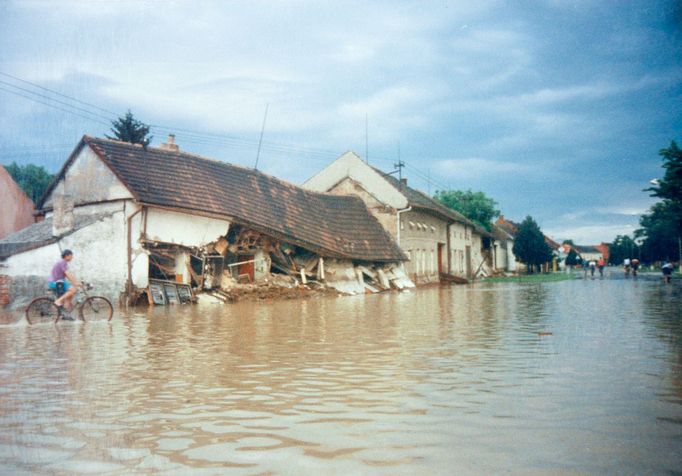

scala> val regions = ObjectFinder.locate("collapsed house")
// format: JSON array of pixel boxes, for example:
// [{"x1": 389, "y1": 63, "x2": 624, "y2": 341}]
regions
[{"x1": 0, "y1": 135, "x2": 413, "y2": 309}]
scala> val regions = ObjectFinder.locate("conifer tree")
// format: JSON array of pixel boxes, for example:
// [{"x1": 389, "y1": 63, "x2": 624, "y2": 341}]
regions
[{"x1": 106, "y1": 110, "x2": 152, "y2": 145}]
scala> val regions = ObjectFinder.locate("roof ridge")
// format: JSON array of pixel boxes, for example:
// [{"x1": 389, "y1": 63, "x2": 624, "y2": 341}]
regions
[{"x1": 86, "y1": 136, "x2": 363, "y2": 202}]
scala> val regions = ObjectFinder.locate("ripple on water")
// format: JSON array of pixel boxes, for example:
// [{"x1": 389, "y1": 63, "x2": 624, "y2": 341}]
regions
[{"x1": 0, "y1": 280, "x2": 681, "y2": 474}]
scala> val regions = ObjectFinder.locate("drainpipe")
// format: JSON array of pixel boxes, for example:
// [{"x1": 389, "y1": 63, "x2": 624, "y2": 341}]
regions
[
  {"x1": 126, "y1": 205, "x2": 143, "y2": 305},
  {"x1": 396, "y1": 206, "x2": 411, "y2": 246}
]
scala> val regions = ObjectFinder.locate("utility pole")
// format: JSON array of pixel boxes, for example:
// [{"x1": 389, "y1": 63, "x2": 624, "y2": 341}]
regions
[
  {"x1": 394, "y1": 159, "x2": 405, "y2": 185},
  {"x1": 254, "y1": 103, "x2": 269, "y2": 170}
]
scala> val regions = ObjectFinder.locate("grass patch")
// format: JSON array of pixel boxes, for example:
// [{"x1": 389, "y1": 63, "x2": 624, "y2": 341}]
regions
[{"x1": 483, "y1": 273, "x2": 580, "y2": 283}]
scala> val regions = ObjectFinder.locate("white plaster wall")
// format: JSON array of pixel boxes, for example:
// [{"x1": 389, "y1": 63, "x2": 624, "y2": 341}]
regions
[
  {"x1": 4, "y1": 210, "x2": 128, "y2": 305},
  {"x1": 129, "y1": 206, "x2": 148, "y2": 288},
  {"x1": 471, "y1": 233, "x2": 484, "y2": 273},
  {"x1": 145, "y1": 208, "x2": 230, "y2": 248},
  {"x1": 44, "y1": 146, "x2": 133, "y2": 208},
  {"x1": 304, "y1": 152, "x2": 408, "y2": 209},
  {"x1": 400, "y1": 210, "x2": 447, "y2": 283},
  {"x1": 494, "y1": 241, "x2": 509, "y2": 271},
  {"x1": 448, "y1": 222, "x2": 469, "y2": 277},
  {"x1": 506, "y1": 241, "x2": 516, "y2": 271}
]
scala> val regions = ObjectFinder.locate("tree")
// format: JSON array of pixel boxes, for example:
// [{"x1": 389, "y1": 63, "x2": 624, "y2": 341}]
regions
[
  {"x1": 609, "y1": 234, "x2": 640, "y2": 265},
  {"x1": 106, "y1": 110, "x2": 152, "y2": 145},
  {"x1": 565, "y1": 248, "x2": 580, "y2": 267},
  {"x1": 434, "y1": 189, "x2": 500, "y2": 230},
  {"x1": 3, "y1": 162, "x2": 54, "y2": 203},
  {"x1": 637, "y1": 140, "x2": 682, "y2": 265},
  {"x1": 512, "y1": 215, "x2": 553, "y2": 273}
]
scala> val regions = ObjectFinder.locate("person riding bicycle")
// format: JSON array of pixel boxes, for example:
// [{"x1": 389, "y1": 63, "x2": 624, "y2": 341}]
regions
[
  {"x1": 49, "y1": 249, "x2": 81, "y2": 319},
  {"x1": 631, "y1": 258, "x2": 640, "y2": 277}
]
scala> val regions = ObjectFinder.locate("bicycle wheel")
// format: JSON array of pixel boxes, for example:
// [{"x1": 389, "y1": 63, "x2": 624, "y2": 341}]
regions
[
  {"x1": 79, "y1": 296, "x2": 113, "y2": 322},
  {"x1": 26, "y1": 298, "x2": 60, "y2": 324}
]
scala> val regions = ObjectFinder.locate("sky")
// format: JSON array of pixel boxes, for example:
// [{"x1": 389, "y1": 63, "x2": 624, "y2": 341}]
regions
[{"x1": 0, "y1": 0, "x2": 680, "y2": 244}]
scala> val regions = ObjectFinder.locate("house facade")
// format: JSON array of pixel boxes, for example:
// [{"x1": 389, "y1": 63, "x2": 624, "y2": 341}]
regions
[
  {"x1": 304, "y1": 152, "x2": 494, "y2": 283},
  {"x1": 0, "y1": 136, "x2": 411, "y2": 309},
  {"x1": 0, "y1": 165, "x2": 35, "y2": 239}
]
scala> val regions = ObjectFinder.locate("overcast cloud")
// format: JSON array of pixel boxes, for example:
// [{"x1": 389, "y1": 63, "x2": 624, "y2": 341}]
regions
[{"x1": 1, "y1": 0, "x2": 680, "y2": 244}]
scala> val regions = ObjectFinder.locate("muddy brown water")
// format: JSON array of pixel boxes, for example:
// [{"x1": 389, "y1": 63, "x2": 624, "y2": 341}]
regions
[{"x1": 1, "y1": 279, "x2": 681, "y2": 475}]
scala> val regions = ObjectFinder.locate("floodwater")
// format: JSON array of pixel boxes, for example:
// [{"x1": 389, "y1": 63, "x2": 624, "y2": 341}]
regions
[{"x1": 0, "y1": 278, "x2": 681, "y2": 475}]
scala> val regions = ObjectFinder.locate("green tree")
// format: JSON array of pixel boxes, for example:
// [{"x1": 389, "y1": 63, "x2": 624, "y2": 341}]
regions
[
  {"x1": 609, "y1": 234, "x2": 640, "y2": 265},
  {"x1": 106, "y1": 110, "x2": 152, "y2": 145},
  {"x1": 434, "y1": 189, "x2": 500, "y2": 230},
  {"x1": 512, "y1": 215, "x2": 553, "y2": 273},
  {"x1": 637, "y1": 140, "x2": 682, "y2": 264},
  {"x1": 3, "y1": 162, "x2": 54, "y2": 203},
  {"x1": 565, "y1": 248, "x2": 580, "y2": 267}
]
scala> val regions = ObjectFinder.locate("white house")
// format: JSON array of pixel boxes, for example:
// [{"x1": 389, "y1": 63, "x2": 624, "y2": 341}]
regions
[{"x1": 304, "y1": 152, "x2": 494, "y2": 283}]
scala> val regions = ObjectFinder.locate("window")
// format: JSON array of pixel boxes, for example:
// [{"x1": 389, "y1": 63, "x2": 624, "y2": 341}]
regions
[{"x1": 430, "y1": 226, "x2": 436, "y2": 233}]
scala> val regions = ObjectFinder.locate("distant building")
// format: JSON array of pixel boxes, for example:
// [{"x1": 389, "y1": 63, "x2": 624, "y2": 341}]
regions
[
  {"x1": 0, "y1": 165, "x2": 35, "y2": 239},
  {"x1": 304, "y1": 152, "x2": 498, "y2": 283},
  {"x1": 495, "y1": 216, "x2": 559, "y2": 272}
]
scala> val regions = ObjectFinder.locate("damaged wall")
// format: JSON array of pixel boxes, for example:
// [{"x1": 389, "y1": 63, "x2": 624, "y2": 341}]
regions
[{"x1": 145, "y1": 208, "x2": 230, "y2": 248}]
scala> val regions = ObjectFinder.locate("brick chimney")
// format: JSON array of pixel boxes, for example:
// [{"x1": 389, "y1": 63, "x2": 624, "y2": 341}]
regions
[
  {"x1": 160, "y1": 134, "x2": 179, "y2": 152},
  {"x1": 52, "y1": 194, "x2": 75, "y2": 237}
]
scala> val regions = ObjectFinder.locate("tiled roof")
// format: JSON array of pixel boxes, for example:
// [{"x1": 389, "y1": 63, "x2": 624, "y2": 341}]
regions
[
  {"x1": 574, "y1": 245, "x2": 601, "y2": 254},
  {"x1": 376, "y1": 171, "x2": 495, "y2": 236},
  {"x1": 47, "y1": 137, "x2": 406, "y2": 262}
]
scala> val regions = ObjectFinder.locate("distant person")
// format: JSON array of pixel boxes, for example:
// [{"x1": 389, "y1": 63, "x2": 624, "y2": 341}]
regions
[
  {"x1": 631, "y1": 258, "x2": 640, "y2": 277},
  {"x1": 589, "y1": 260, "x2": 596, "y2": 277},
  {"x1": 597, "y1": 257, "x2": 605, "y2": 277},
  {"x1": 582, "y1": 259, "x2": 589, "y2": 278},
  {"x1": 662, "y1": 261, "x2": 673, "y2": 284},
  {"x1": 49, "y1": 249, "x2": 81, "y2": 320},
  {"x1": 624, "y1": 258, "x2": 631, "y2": 277}
]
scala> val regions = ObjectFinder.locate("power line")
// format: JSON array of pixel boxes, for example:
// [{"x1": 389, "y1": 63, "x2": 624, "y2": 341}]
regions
[
  {"x1": 0, "y1": 71, "x2": 451, "y2": 193},
  {"x1": 0, "y1": 71, "x2": 118, "y2": 116},
  {"x1": 0, "y1": 79, "x2": 113, "y2": 123},
  {"x1": 0, "y1": 86, "x2": 111, "y2": 126}
]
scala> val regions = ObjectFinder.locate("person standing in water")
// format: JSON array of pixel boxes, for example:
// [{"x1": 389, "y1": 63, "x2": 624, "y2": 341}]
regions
[
  {"x1": 597, "y1": 257, "x2": 605, "y2": 277},
  {"x1": 662, "y1": 261, "x2": 673, "y2": 283}
]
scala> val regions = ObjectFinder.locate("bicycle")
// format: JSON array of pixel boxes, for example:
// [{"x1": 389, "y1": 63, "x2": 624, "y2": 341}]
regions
[{"x1": 25, "y1": 282, "x2": 113, "y2": 324}]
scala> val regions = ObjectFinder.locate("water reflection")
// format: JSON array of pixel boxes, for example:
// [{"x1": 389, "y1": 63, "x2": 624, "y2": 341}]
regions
[{"x1": 0, "y1": 280, "x2": 680, "y2": 474}]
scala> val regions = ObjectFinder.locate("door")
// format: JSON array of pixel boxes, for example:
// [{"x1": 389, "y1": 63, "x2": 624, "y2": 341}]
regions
[
  {"x1": 465, "y1": 246, "x2": 472, "y2": 279},
  {"x1": 237, "y1": 255, "x2": 255, "y2": 282},
  {"x1": 437, "y1": 243, "x2": 444, "y2": 275}
]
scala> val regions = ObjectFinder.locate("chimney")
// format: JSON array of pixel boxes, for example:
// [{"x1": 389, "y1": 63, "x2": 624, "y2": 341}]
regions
[
  {"x1": 400, "y1": 178, "x2": 407, "y2": 187},
  {"x1": 160, "y1": 133, "x2": 179, "y2": 152},
  {"x1": 52, "y1": 194, "x2": 74, "y2": 237}
]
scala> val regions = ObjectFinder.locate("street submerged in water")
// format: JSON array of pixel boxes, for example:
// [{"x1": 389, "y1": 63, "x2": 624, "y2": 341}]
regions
[{"x1": 0, "y1": 276, "x2": 680, "y2": 475}]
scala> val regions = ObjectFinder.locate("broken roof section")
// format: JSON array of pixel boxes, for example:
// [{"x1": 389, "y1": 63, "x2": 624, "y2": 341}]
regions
[{"x1": 40, "y1": 136, "x2": 406, "y2": 263}]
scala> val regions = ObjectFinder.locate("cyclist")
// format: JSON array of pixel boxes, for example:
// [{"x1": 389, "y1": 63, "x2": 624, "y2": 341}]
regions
[{"x1": 49, "y1": 249, "x2": 81, "y2": 320}]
